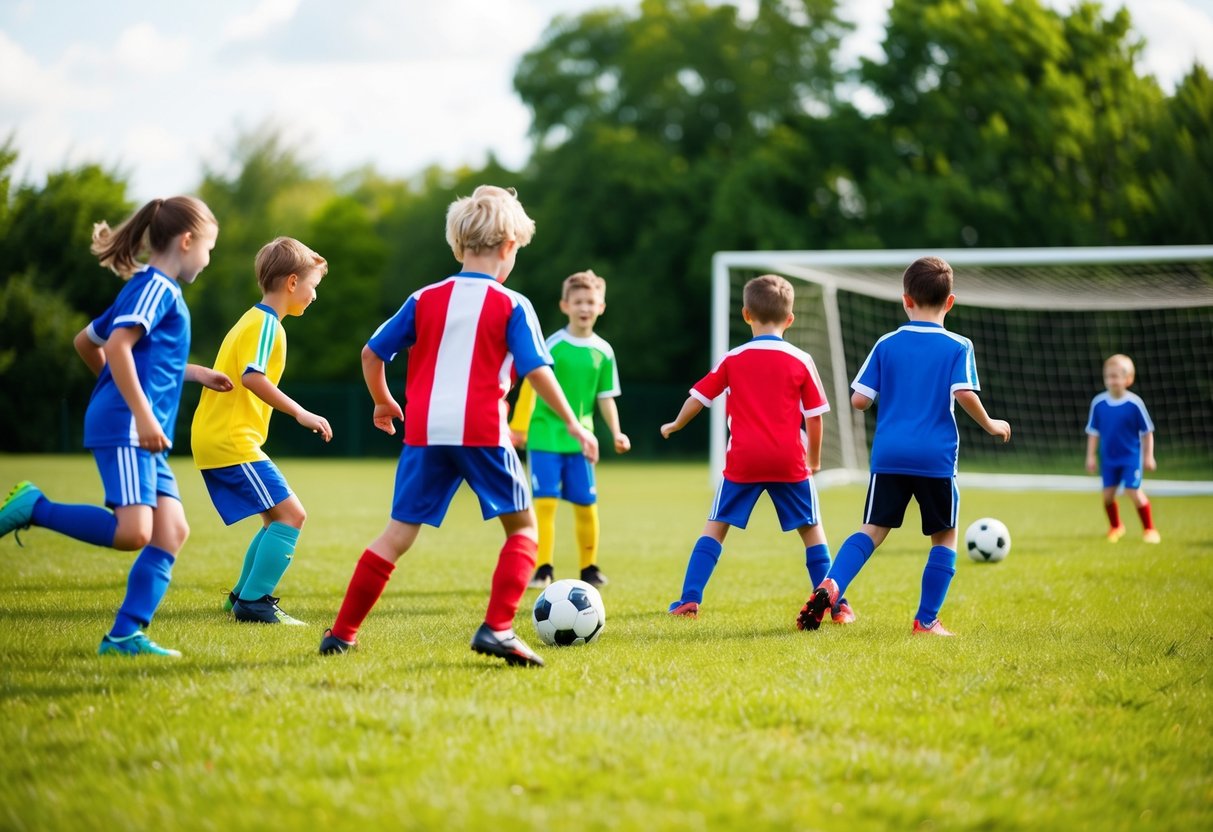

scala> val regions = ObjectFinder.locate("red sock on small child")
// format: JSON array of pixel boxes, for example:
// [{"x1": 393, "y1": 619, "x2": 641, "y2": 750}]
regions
[
  {"x1": 485, "y1": 534, "x2": 538, "y2": 631},
  {"x1": 1105, "y1": 502, "x2": 1121, "y2": 529},
  {"x1": 331, "y1": 549, "x2": 396, "y2": 642},
  {"x1": 1137, "y1": 502, "x2": 1154, "y2": 531}
]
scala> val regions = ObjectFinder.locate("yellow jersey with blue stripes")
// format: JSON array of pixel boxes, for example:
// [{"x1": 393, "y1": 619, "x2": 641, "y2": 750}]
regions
[{"x1": 191, "y1": 304, "x2": 287, "y2": 469}]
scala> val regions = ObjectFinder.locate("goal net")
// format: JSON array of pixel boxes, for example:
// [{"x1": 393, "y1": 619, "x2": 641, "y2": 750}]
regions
[{"x1": 710, "y1": 247, "x2": 1213, "y2": 496}]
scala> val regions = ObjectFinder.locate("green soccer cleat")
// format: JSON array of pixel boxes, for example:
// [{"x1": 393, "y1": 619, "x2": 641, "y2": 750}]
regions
[
  {"x1": 98, "y1": 631, "x2": 182, "y2": 657},
  {"x1": 0, "y1": 481, "x2": 42, "y2": 546},
  {"x1": 222, "y1": 590, "x2": 237, "y2": 613}
]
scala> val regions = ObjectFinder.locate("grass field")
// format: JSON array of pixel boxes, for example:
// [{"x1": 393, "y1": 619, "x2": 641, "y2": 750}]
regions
[{"x1": 1, "y1": 454, "x2": 1211, "y2": 831}]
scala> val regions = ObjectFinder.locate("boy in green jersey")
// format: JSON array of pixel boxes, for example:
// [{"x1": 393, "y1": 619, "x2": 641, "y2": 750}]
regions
[{"x1": 510, "y1": 270, "x2": 630, "y2": 588}]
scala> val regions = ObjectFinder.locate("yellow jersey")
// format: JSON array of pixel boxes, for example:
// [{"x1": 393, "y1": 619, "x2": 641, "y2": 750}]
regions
[{"x1": 192, "y1": 304, "x2": 287, "y2": 469}]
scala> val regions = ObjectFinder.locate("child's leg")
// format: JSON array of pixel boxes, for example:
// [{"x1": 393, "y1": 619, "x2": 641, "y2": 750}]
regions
[
  {"x1": 672, "y1": 521, "x2": 729, "y2": 607},
  {"x1": 329, "y1": 520, "x2": 417, "y2": 643},
  {"x1": 573, "y1": 502, "x2": 599, "y2": 570},
  {"x1": 108, "y1": 496, "x2": 188, "y2": 638},
  {"x1": 231, "y1": 526, "x2": 267, "y2": 601},
  {"x1": 798, "y1": 523, "x2": 831, "y2": 591},
  {"x1": 1126, "y1": 487, "x2": 1154, "y2": 527},
  {"x1": 486, "y1": 509, "x2": 540, "y2": 631},
  {"x1": 28, "y1": 493, "x2": 122, "y2": 548},
  {"x1": 1102, "y1": 485, "x2": 1122, "y2": 530},
  {"x1": 827, "y1": 526, "x2": 887, "y2": 596},
  {"x1": 914, "y1": 528, "x2": 958, "y2": 627},
  {"x1": 534, "y1": 497, "x2": 558, "y2": 569},
  {"x1": 238, "y1": 496, "x2": 306, "y2": 602}
]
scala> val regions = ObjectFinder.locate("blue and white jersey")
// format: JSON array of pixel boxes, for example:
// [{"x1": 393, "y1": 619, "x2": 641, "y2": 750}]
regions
[
  {"x1": 852, "y1": 322, "x2": 979, "y2": 477},
  {"x1": 1086, "y1": 392, "x2": 1153, "y2": 465},
  {"x1": 83, "y1": 266, "x2": 191, "y2": 450}
]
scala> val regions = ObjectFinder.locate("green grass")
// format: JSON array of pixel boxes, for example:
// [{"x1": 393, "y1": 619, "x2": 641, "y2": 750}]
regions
[{"x1": 1, "y1": 455, "x2": 1211, "y2": 831}]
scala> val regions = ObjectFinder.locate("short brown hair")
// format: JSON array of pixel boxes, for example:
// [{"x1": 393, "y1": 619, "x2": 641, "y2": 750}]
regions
[
  {"x1": 255, "y1": 237, "x2": 327, "y2": 293},
  {"x1": 743, "y1": 274, "x2": 794, "y2": 324},
  {"x1": 902, "y1": 256, "x2": 954, "y2": 307},
  {"x1": 562, "y1": 269, "x2": 606, "y2": 300}
]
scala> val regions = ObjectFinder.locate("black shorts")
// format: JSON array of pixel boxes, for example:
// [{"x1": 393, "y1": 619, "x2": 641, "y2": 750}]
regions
[{"x1": 862, "y1": 473, "x2": 958, "y2": 535}]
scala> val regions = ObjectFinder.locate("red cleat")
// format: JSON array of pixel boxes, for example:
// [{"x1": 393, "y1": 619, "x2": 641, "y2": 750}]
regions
[
  {"x1": 797, "y1": 578, "x2": 839, "y2": 631},
  {"x1": 831, "y1": 601, "x2": 856, "y2": 625},
  {"x1": 668, "y1": 600, "x2": 700, "y2": 618},
  {"x1": 912, "y1": 619, "x2": 955, "y2": 637}
]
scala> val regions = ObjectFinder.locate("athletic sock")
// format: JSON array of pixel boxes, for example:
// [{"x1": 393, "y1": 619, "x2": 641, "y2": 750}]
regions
[
  {"x1": 31, "y1": 497, "x2": 117, "y2": 548},
  {"x1": 331, "y1": 549, "x2": 395, "y2": 643},
  {"x1": 914, "y1": 545, "x2": 957, "y2": 626},
  {"x1": 1136, "y1": 502, "x2": 1154, "y2": 531},
  {"x1": 573, "y1": 503, "x2": 599, "y2": 570},
  {"x1": 239, "y1": 522, "x2": 300, "y2": 601},
  {"x1": 827, "y1": 532, "x2": 876, "y2": 597},
  {"x1": 231, "y1": 526, "x2": 267, "y2": 599},
  {"x1": 805, "y1": 543, "x2": 847, "y2": 606},
  {"x1": 109, "y1": 545, "x2": 175, "y2": 638},
  {"x1": 534, "y1": 498, "x2": 557, "y2": 569},
  {"x1": 676, "y1": 536, "x2": 723, "y2": 605},
  {"x1": 1105, "y1": 502, "x2": 1121, "y2": 529},
  {"x1": 485, "y1": 534, "x2": 538, "y2": 630}
]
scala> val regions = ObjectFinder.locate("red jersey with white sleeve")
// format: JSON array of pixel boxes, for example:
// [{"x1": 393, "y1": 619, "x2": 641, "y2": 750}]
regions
[{"x1": 691, "y1": 335, "x2": 830, "y2": 483}]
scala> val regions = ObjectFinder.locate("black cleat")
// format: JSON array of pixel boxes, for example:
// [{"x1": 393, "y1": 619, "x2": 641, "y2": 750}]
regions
[
  {"x1": 470, "y1": 623, "x2": 544, "y2": 667},
  {"x1": 319, "y1": 628, "x2": 356, "y2": 655},
  {"x1": 796, "y1": 578, "x2": 839, "y2": 631},
  {"x1": 579, "y1": 564, "x2": 609, "y2": 587},
  {"x1": 232, "y1": 594, "x2": 306, "y2": 625},
  {"x1": 527, "y1": 564, "x2": 554, "y2": 589}
]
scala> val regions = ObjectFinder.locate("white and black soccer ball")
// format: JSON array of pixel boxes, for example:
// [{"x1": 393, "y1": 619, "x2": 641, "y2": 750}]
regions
[
  {"x1": 966, "y1": 517, "x2": 1011, "y2": 563},
  {"x1": 532, "y1": 578, "x2": 605, "y2": 646}
]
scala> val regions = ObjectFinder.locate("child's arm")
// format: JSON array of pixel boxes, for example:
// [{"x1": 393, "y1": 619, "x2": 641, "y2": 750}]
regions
[
  {"x1": 954, "y1": 390, "x2": 1011, "y2": 442},
  {"x1": 597, "y1": 397, "x2": 631, "y2": 453},
  {"x1": 73, "y1": 327, "x2": 106, "y2": 377},
  {"x1": 508, "y1": 379, "x2": 536, "y2": 448},
  {"x1": 185, "y1": 364, "x2": 234, "y2": 392},
  {"x1": 362, "y1": 345, "x2": 404, "y2": 436},
  {"x1": 526, "y1": 366, "x2": 599, "y2": 463},
  {"x1": 661, "y1": 396, "x2": 704, "y2": 439},
  {"x1": 805, "y1": 414, "x2": 823, "y2": 472},
  {"x1": 851, "y1": 392, "x2": 874, "y2": 411},
  {"x1": 243, "y1": 372, "x2": 332, "y2": 442},
  {"x1": 1085, "y1": 434, "x2": 1100, "y2": 473},
  {"x1": 1142, "y1": 432, "x2": 1156, "y2": 471},
  {"x1": 104, "y1": 327, "x2": 169, "y2": 452}
]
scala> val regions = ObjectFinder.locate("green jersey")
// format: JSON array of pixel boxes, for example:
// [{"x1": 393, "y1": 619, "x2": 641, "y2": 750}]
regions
[{"x1": 527, "y1": 329, "x2": 620, "y2": 453}]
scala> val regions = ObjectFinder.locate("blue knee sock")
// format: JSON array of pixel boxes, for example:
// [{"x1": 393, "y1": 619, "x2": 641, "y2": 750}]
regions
[
  {"x1": 827, "y1": 532, "x2": 876, "y2": 597},
  {"x1": 915, "y1": 546, "x2": 958, "y2": 625},
  {"x1": 110, "y1": 545, "x2": 175, "y2": 638},
  {"x1": 805, "y1": 543, "x2": 832, "y2": 588},
  {"x1": 231, "y1": 526, "x2": 267, "y2": 599},
  {"x1": 238, "y1": 522, "x2": 300, "y2": 601},
  {"x1": 673, "y1": 536, "x2": 723, "y2": 606},
  {"x1": 31, "y1": 497, "x2": 117, "y2": 548}
]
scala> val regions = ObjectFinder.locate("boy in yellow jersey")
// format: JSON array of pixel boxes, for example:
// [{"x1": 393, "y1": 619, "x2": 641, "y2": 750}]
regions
[{"x1": 192, "y1": 237, "x2": 332, "y2": 625}]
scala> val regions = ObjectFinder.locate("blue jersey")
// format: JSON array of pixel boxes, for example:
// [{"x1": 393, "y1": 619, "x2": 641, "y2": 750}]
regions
[
  {"x1": 852, "y1": 322, "x2": 979, "y2": 477},
  {"x1": 83, "y1": 266, "x2": 191, "y2": 450},
  {"x1": 1085, "y1": 392, "x2": 1153, "y2": 465}
]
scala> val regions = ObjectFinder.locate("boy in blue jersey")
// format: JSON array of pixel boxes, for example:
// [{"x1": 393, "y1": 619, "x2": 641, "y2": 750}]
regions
[
  {"x1": 799, "y1": 256, "x2": 1011, "y2": 636},
  {"x1": 1085, "y1": 354, "x2": 1159, "y2": 543}
]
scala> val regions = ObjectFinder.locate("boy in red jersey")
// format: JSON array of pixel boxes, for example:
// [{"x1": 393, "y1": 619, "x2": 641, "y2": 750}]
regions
[
  {"x1": 661, "y1": 274, "x2": 852, "y2": 624},
  {"x1": 319, "y1": 185, "x2": 598, "y2": 666}
]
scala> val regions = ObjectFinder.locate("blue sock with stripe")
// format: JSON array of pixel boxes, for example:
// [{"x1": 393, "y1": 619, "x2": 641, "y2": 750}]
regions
[
  {"x1": 110, "y1": 545, "x2": 175, "y2": 638},
  {"x1": 914, "y1": 546, "x2": 957, "y2": 625},
  {"x1": 239, "y1": 522, "x2": 300, "y2": 601},
  {"x1": 827, "y1": 532, "x2": 876, "y2": 597},
  {"x1": 31, "y1": 497, "x2": 117, "y2": 547},
  {"x1": 231, "y1": 526, "x2": 267, "y2": 599},
  {"x1": 672, "y1": 536, "x2": 723, "y2": 606}
]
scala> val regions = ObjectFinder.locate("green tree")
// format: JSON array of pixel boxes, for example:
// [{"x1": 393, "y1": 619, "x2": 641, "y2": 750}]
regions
[{"x1": 1144, "y1": 65, "x2": 1213, "y2": 243}]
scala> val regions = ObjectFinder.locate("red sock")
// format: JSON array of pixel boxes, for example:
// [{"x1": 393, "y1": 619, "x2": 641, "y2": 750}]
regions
[
  {"x1": 1137, "y1": 502, "x2": 1154, "y2": 531},
  {"x1": 331, "y1": 549, "x2": 395, "y2": 642},
  {"x1": 1105, "y1": 502, "x2": 1121, "y2": 529},
  {"x1": 485, "y1": 534, "x2": 537, "y2": 631}
]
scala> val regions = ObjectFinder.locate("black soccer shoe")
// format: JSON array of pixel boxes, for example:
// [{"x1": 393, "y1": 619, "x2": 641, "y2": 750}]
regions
[
  {"x1": 319, "y1": 628, "x2": 356, "y2": 655},
  {"x1": 579, "y1": 564, "x2": 609, "y2": 587},
  {"x1": 232, "y1": 594, "x2": 306, "y2": 626},
  {"x1": 470, "y1": 623, "x2": 544, "y2": 667}
]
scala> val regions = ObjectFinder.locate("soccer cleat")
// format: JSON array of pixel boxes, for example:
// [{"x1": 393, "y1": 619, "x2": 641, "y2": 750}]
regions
[
  {"x1": 98, "y1": 631, "x2": 182, "y2": 657},
  {"x1": 1142, "y1": 529, "x2": 1161, "y2": 544},
  {"x1": 232, "y1": 594, "x2": 307, "y2": 626},
  {"x1": 222, "y1": 590, "x2": 237, "y2": 613},
  {"x1": 1106, "y1": 525, "x2": 1126, "y2": 543},
  {"x1": 319, "y1": 628, "x2": 356, "y2": 655},
  {"x1": 797, "y1": 578, "x2": 839, "y2": 631},
  {"x1": 527, "y1": 564, "x2": 554, "y2": 589},
  {"x1": 0, "y1": 481, "x2": 42, "y2": 546},
  {"x1": 470, "y1": 623, "x2": 544, "y2": 667},
  {"x1": 580, "y1": 564, "x2": 609, "y2": 587},
  {"x1": 912, "y1": 619, "x2": 955, "y2": 637},
  {"x1": 667, "y1": 600, "x2": 699, "y2": 618},
  {"x1": 831, "y1": 600, "x2": 857, "y2": 625}
]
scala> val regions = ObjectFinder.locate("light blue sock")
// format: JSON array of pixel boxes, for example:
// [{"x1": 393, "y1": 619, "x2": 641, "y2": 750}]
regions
[
  {"x1": 110, "y1": 546, "x2": 175, "y2": 638},
  {"x1": 915, "y1": 546, "x2": 957, "y2": 625},
  {"x1": 31, "y1": 497, "x2": 117, "y2": 548},
  {"x1": 671, "y1": 536, "x2": 723, "y2": 607},
  {"x1": 827, "y1": 532, "x2": 876, "y2": 597},
  {"x1": 231, "y1": 526, "x2": 268, "y2": 599},
  {"x1": 238, "y1": 522, "x2": 300, "y2": 601}
]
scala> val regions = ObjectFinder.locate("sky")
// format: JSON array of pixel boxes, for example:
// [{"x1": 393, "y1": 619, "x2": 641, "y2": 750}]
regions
[{"x1": 2, "y1": 0, "x2": 1212, "y2": 203}]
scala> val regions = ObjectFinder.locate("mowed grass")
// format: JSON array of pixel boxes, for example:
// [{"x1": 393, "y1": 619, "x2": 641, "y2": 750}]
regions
[{"x1": 0, "y1": 454, "x2": 1210, "y2": 832}]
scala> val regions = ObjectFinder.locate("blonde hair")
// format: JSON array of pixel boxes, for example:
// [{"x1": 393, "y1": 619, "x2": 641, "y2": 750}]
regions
[
  {"x1": 445, "y1": 185, "x2": 535, "y2": 262},
  {"x1": 1104, "y1": 353, "x2": 1136, "y2": 384},
  {"x1": 91, "y1": 196, "x2": 216, "y2": 279},
  {"x1": 563, "y1": 269, "x2": 606, "y2": 300},
  {"x1": 743, "y1": 274, "x2": 795, "y2": 324},
  {"x1": 255, "y1": 236, "x2": 328, "y2": 293}
]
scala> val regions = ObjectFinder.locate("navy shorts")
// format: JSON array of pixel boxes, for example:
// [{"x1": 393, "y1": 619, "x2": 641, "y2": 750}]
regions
[
  {"x1": 861, "y1": 473, "x2": 958, "y2": 535},
  {"x1": 392, "y1": 444, "x2": 530, "y2": 527},
  {"x1": 93, "y1": 447, "x2": 180, "y2": 508},
  {"x1": 529, "y1": 449, "x2": 596, "y2": 504},
  {"x1": 708, "y1": 478, "x2": 820, "y2": 531},
  {"x1": 201, "y1": 460, "x2": 293, "y2": 525},
  {"x1": 1101, "y1": 461, "x2": 1143, "y2": 490}
]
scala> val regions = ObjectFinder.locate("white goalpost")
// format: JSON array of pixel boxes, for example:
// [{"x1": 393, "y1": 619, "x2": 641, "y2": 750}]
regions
[{"x1": 710, "y1": 246, "x2": 1213, "y2": 496}]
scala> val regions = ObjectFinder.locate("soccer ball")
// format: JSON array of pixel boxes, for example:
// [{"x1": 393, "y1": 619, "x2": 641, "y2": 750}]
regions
[
  {"x1": 532, "y1": 578, "x2": 605, "y2": 646},
  {"x1": 966, "y1": 517, "x2": 1011, "y2": 563}
]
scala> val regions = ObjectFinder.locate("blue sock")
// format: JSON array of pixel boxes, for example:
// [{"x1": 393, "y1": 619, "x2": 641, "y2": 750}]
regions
[
  {"x1": 110, "y1": 546, "x2": 175, "y2": 638},
  {"x1": 915, "y1": 546, "x2": 958, "y2": 625},
  {"x1": 238, "y1": 522, "x2": 300, "y2": 601},
  {"x1": 805, "y1": 543, "x2": 831, "y2": 588},
  {"x1": 231, "y1": 526, "x2": 268, "y2": 599},
  {"x1": 827, "y1": 532, "x2": 876, "y2": 597},
  {"x1": 31, "y1": 497, "x2": 117, "y2": 548},
  {"x1": 672, "y1": 536, "x2": 723, "y2": 606}
]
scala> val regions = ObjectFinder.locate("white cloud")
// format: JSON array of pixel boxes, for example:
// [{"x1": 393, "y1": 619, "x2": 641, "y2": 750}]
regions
[
  {"x1": 115, "y1": 22, "x2": 191, "y2": 72},
  {"x1": 223, "y1": 0, "x2": 301, "y2": 42}
]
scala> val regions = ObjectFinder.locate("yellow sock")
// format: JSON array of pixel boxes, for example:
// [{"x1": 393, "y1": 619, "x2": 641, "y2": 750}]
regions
[
  {"x1": 534, "y1": 498, "x2": 557, "y2": 568},
  {"x1": 573, "y1": 503, "x2": 599, "y2": 570}
]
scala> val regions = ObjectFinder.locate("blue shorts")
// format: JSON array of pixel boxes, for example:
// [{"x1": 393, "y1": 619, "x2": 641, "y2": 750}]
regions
[
  {"x1": 862, "y1": 473, "x2": 958, "y2": 535},
  {"x1": 529, "y1": 449, "x2": 596, "y2": 504},
  {"x1": 392, "y1": 444, "x2": 530, "y2": 527},
  {"x1": 201, "y1": 460, "x2": 293, "y2": 525},
  {"x1": 708, "y1": 478, "x2": 820, "y2": 531},
  {"x1": 93, "y1": 447, "x2": 180, "y2": 508},
  {"x1": 1101, "y1": 461, "x2": 1143, "y2": 490}
]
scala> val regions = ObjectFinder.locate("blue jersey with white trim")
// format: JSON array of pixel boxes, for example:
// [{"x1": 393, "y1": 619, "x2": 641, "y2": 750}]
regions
[
  {"x1": 83, "y1": 267, "x2": 191, "y2": 449},
  {"x1": 852, "y1": 322, "x2": 979, "y2": 477},
  {"x1": 1085, "y1": 392, "x2": 1153, "y2": 465}
]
